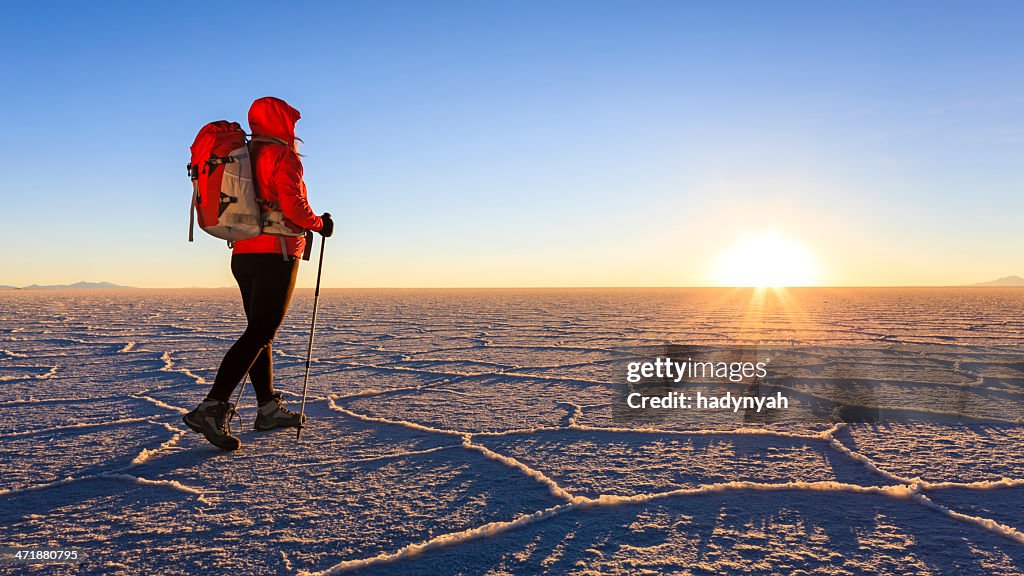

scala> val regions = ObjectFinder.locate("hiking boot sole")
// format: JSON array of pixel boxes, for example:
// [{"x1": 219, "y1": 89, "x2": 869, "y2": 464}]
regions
[{"x1": 183, "y1": 414, "x2": 242, "y2": 451}]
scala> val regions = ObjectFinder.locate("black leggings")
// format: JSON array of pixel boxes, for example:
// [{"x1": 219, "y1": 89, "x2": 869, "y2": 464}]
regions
[{"x1": 207, "y1": 253, "x2": 299, "y2": 405}]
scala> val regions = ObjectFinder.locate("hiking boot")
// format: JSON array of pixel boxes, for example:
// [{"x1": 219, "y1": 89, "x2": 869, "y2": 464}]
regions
[
  {"x1": 254, "y1": 393, "x2": 305, "y2": 431},
  {"x1": 183, "y1": 399, "x2": 242, "y2": 451}
]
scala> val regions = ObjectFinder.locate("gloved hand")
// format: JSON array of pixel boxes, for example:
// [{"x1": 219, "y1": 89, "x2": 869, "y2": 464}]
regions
[{"x1": 318, "y1": 213, "x2": 334, "y2": 238}]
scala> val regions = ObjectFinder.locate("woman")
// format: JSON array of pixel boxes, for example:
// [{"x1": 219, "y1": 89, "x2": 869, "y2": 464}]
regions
[{"x1": 184, "y1": 96, "x2": 333, "y2": 451}]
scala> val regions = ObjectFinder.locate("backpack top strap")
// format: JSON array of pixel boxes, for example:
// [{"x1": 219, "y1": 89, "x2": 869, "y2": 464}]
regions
[{"x1": 249, "y1": 135, "x2": 290, "y2": 147}]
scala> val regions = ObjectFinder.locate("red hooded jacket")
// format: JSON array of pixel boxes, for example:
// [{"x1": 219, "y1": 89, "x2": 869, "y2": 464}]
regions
[{"x1": 232, "y1": 97, "x2": 324, "y2": 257}]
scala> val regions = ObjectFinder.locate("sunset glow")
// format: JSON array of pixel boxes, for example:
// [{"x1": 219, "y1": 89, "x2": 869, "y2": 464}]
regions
[{"x1": 712, "y1": 233, "x2": 819, "y2": 287}]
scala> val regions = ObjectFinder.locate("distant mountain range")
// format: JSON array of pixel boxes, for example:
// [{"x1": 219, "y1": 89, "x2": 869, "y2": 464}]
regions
[
  {"x1": 0, "y1": 281, "x2": 133, "y2": 290},
  {"x1": 972, "y1": 275, "x2": 1024, "y2": 286}
]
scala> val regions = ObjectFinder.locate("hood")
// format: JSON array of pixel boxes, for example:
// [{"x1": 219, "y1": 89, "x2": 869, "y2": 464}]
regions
[{"x1": 248, "y1": 96, "x2": 301, "y2": 142}]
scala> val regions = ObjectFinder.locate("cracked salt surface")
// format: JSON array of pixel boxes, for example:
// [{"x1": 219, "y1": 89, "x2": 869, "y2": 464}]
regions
[{"x1": 1, "y1": 287, "x2": 1023, "y2": 575}]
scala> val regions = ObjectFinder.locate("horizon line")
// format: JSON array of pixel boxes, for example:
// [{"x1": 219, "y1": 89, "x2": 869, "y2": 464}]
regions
[{"x1": 5, "y1": 284, "x2": 1024, "y2": 290}]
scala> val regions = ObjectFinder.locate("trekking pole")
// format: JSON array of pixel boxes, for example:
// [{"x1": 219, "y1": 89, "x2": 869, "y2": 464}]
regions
[
  {"x1": 230, "y1": 373, "x2": 248, "y2": 425},
  {"x1": 296, "y1": 234, "x2": 326, "y2": 441}
]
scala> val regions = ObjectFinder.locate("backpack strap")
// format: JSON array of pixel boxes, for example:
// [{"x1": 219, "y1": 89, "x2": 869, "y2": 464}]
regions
[
  {"x1": 251, "y1": 134, "x2": 300, "y2": 262},
  {"x1": 188, "y1": 163, "x2": 198, "y2": 242},
  {"x1": 188, "y1": 178, "x2": 198, "y2": 242},
  {"x1": 302, "y1": 230, "x2": 313, "y2": 261},
  {"x1": 250, "y1": 135, "x2": 290, "y2": 147}
]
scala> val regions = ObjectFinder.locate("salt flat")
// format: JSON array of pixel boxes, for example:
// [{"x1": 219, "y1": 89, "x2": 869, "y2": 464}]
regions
[{"x1": 1, "y1": 288, "x2": 1023, "y2": 575}]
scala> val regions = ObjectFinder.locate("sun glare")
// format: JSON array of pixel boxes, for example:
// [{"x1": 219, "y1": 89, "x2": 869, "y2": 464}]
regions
[{"x1": 712, "y1": 233, "x2": 819, "y2": 287}]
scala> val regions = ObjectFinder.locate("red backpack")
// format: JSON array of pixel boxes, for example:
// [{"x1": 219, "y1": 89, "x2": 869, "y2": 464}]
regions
[
  {"x1": 187, "y1": 121, "x2": 308, "y2": 252},
  {"x1": 187, "y1": 121, "x2": 261, "y2": 244}
]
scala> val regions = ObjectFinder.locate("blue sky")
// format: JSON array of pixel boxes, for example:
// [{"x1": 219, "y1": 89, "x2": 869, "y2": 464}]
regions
[{"x1": 1, "y1": 1, "x2": 1021, "y2": 287}]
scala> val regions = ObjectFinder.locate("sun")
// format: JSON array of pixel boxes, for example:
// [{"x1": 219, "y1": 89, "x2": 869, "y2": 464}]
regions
[{"x1": 712, "y1": 233, "x2": 819, "y2": 287}]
